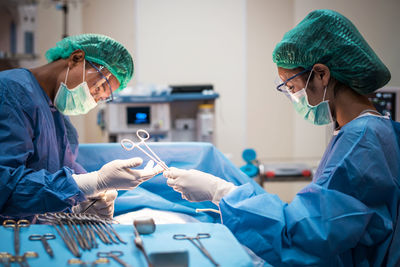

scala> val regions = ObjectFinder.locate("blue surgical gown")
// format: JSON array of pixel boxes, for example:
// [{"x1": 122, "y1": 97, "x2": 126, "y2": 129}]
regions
[
  {"x1": 0, "y1": 69, "x2": 86, "y2": 219},
  {"x1": 220, "y1": 115, "x2": 400, "y2": 266}
]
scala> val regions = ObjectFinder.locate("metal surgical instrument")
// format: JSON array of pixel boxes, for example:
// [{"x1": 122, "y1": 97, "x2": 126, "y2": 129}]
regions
[
  {"x1": 173, "y1": 233, "x2": 219, "y2": 267},
  {"x1": 11, "y1": 251, "x2": 38, "y2": 267},
  {"x1": 68, "y1": 257, "x2": 110, "y2": 267},
  {"x1": 35, "y1": 212, "x2": 125, "y2": 258},
  {"x1": 0, "y1": 251, "x2": 38, "y2": 267},
  {"x1": 36, "y1": 213, "x2": 81, "y2": 257},
  {"x1": 2, "y1": 219, "x2": 30, "y2": 256},
  {"x1": 28, "y1": 234, "x2": 55, "y2": 258},
  {"x1": 80, "y1": 192, "x2": 108, "y2": 214},
  {"x1": 133, "y1": 219, "x2": 155, "y2": 267},
  {"x1": 121, "y1": 129, "x2": 169, "y2": 171},
  {"x1": 97, "y1": 251, "x2": 132, "y2": 267},
  {"x1": 0, "y1": 252, "x2": 12, "y2": 267}
]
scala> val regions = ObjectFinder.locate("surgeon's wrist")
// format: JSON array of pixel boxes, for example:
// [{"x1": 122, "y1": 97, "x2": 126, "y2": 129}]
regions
[
  {"x1": 72, "y1": 171, "x2": 100, "y2": 196},
  {"x1": 212, "y1": 181, "x2": 238, "y2": 205}
]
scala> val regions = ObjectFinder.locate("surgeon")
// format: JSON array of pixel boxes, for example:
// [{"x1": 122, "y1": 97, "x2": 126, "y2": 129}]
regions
[
  {"x1": 0, "y1": 34, "x2": 162, "y2": 221},
  {"x1": 163, "y1": 10, "x2": 400, "y2": 266}
]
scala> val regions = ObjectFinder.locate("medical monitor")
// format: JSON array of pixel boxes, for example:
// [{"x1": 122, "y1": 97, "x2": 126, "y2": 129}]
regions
[
  {"x1": 331, "y1": 87, "x2": 400, "y2": 135},
  {"x1": 368, "y1": 87, "x2": 400, "y2": 121},
  {"x1": 127, "y1": 106, "x2": 151, "y2": 125}
]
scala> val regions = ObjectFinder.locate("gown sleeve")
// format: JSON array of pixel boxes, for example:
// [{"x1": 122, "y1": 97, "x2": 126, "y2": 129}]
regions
[
  {"x1": 0, "y1": 83, "x2": 86, "y2": 217},
  {"x1": 219, "y1": 118, "x2": 397, "y2": 265}
]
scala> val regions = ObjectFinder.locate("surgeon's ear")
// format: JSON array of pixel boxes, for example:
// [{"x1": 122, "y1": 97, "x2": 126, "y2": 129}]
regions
[
  {"x1": 67, "y1": 49, "x2": 85, "y2": 69},
  {"x1": 313, "y1": 64, "x2": 331, "y2": 88}
]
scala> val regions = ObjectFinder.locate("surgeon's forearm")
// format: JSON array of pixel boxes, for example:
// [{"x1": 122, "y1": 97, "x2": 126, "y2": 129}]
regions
[{"x1": 0, "y1": 167, "x2": 86, "y2": 216}]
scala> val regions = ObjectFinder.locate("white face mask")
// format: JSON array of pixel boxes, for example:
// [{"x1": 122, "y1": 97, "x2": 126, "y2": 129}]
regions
[{"x1": 54, "y1": 60, "x2": 98, "y2": 116}]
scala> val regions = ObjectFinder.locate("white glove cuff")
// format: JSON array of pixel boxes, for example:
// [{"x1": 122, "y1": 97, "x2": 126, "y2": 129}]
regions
[
  {"x1": 72, "y1": 171, "x2": 100, "y2": 196},
  {"x1": 212, "y1": 181, "x2": 238, "y2": 205}
]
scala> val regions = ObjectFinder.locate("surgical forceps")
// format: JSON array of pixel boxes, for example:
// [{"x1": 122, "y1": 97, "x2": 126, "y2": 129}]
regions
[
  {"x1": 121, "y1": 129, "x2": 169, "y2": 171},
  {"x1": 2, "y1": 219, "x2": 30, "y2": 256},
  {"x1": 96, "y1": 251, "x2": 132, "y2": 267},
  {"x1": 29, "y1": 234, "x2": 55, "y2": 258},
  {"x1": 173, "y1": 233, "x2": 219, "y2": 267},
  {"x1": 36, "y1": 213, "x2": 81, "y2": 257}
]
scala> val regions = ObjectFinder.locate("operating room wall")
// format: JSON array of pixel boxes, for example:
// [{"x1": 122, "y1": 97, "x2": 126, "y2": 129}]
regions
[
  {"x1": 134, "y1": 0, "x2": 247, "y2": 164},
  {"x1": 81, "y1": 0, "x2": 136, "y2": 143},
  {"x1": 246, "y1": 0, "x2": 295, "y2": 163},
  {"x1": 35, "y1": 0, "x2": 85, "y2": 139}
]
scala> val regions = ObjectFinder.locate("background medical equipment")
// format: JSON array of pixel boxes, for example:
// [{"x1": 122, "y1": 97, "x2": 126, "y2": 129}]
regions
[
  {"x1": 259, "y1": 163, "x2": 312, "y2": 182},
  {"x1": 239, "y1": 148, "x2": 259, "y2": 178},
  {"x1": 258, "y1": 162, "x2": 313, "y2": 201},
  {"x1": 368, "y1": 87, "x2": 400, "y2": 121},
  {"x1": 197, "y1": 104, "x2": 215, "y2": 143},
  {"x1": 100, "y1": 84, "x2": 218, "y2": 143},
  {"x1": 0, "y1": 2, "x2": 38, "y2": 71},
  {"x1": 238, "y1": 147, "x2": 314, "y2": 202}
]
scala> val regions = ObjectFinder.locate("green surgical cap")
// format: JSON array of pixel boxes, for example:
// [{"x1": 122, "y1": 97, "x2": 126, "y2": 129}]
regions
[
  {"x1": 45, "y1": 34, "x2": 133, "y2": 91},
  {"x1": 272, "y1": 9, "x2": 390, "y2": 95}
]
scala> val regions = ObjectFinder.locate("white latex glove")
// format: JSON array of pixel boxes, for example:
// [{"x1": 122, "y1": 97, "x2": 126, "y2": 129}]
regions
[
  {"x1": 163, "y1": 167, "x2": 237, "y2": 205},
  {"x1": 72, "y1": 158, "x2": 163, "y2": 196},
  {"x1": 72, "y1": 190, "x2": 118, "y2": 219}
]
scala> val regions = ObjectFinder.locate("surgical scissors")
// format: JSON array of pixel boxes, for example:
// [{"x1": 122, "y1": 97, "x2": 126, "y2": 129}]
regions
[
  {"x1": 173, "y1": 233, "x2": 219, "y2": 266},
  {"x1": 97, "y1": 251, "x2": 132, "y2": 267},
  {"x1": 121, "y1": 129, "x2": 169, "y2": 171},
  {"x1": 29, "y1": 234, "x2": 55, "y2": 258},
  {"x1": 3, "y1": 219, "x2": 30, "y2": 256}
]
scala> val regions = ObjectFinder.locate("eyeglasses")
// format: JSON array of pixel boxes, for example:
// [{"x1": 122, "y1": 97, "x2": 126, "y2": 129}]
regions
[
  {"x1": 275, "y1": 67, "x2": 312, "y2": 94},
  {"x1": 87, "y1": 60, "x2": 114, "y2": 103}
]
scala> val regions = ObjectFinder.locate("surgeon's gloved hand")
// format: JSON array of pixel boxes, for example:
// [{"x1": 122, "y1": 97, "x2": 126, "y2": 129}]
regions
[
  {"x1": 72, "y1": 158, "x2": 163, "y2": 196},
  {"x1": 163, "y1": 167, "x2": 238, "y2": 205},
  {"x1": 72, "y1": 190, "x2": 118, "y2": 219}
]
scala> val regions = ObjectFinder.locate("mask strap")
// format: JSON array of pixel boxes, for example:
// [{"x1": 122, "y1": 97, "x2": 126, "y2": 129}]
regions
[
  {"x1": 64, "y1": 59, "x2": 85, "y2": 85},
  {"x1": 82, "y1": 59, "x2": 86, "y2": 82},
  {"x1": 322, "y1": 86, "x2": 327, "y2": 101},
  {"x1": 64, "y1": 67, "x2": 69, "y2": 84},
  {"x1": 304, "y1": 69, "x2": 313, "y2": 91}
]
